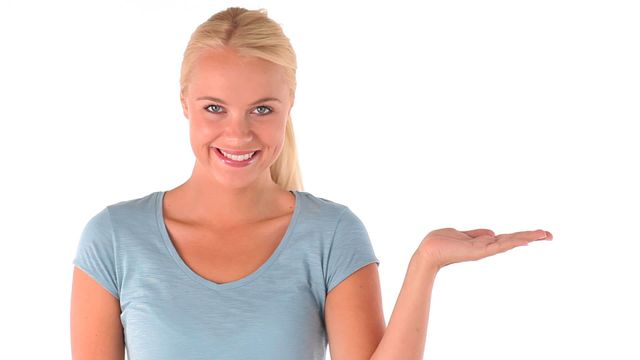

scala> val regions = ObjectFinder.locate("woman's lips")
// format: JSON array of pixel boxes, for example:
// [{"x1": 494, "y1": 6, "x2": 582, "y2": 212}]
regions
[
  {"x1": 215, "y1": 147, "x2": 259, "y2": 155},
  {"x1": 212, "y1": 147, "x2": 260, "y2": 167}
]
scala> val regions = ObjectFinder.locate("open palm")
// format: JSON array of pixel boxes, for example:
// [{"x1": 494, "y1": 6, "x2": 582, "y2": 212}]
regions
[{"x1": 418, "y1": 227, "x2": 553, "y2": 271}]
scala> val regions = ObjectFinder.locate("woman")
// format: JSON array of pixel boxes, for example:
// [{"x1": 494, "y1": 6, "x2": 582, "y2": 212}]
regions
[{"x1": 70, "y1": 7, "x2": 552, "y2": 360}]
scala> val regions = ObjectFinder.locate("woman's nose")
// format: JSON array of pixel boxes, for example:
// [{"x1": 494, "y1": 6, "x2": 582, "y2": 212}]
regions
[{"x1": 222, "y1": 114, "x2": 253, "y2": 141}]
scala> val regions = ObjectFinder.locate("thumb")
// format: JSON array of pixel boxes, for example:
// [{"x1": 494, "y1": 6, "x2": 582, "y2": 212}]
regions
[{"x1": 462, "y1": 228, "x2": 495, "y2": 238}]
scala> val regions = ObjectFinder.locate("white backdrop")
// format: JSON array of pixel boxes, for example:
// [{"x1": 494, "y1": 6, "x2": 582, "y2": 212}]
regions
[{"x1": 1, "y1": 0, "x2": 638, "y2": 359}]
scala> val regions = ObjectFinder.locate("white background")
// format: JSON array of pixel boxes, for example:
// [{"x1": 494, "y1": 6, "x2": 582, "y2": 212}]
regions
[{"x1": 1, "y1": 0, "x2": 638, "y2": 359}]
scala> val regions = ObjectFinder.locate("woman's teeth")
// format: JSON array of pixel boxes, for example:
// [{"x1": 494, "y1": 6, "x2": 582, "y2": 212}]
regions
[{"x1": 218, "y1": 148, "x2": 256, "y2": 161}]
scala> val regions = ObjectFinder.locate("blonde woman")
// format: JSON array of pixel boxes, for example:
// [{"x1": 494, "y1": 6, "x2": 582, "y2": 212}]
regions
[{"x1": 70, "y1": 7, "x2": 553, "y2": 360}]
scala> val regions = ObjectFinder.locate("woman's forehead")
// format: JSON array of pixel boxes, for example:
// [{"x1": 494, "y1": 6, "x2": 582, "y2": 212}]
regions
[
  {"x1": 192, "y1": 48, "x2": 283, "y2": 77},
  {"x1": 188, "y1": 52, "x2": 288, "y2": 95}
]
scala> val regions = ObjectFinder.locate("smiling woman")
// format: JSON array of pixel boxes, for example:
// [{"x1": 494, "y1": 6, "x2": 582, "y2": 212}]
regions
[
  {"x1": 180, "y1": 47, "x2": 294, "y2": 182},
  {"x1": 70, "y1": 6, "x2": 382, "y2": 360},
  {"x1": 70, "y1": 5, "x2": 553, "y2": 360}
]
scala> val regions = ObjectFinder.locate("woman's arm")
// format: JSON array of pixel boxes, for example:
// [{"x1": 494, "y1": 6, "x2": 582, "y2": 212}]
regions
[
  {"x1": 369, "y1": 227, "x2": 551, "y2": 360},
  {"x1": 369, "y1": 251, "x2": 438, "y2": 360},
  {"x1": 71, "y1": 266, "x2": 125, "y2": 360}
]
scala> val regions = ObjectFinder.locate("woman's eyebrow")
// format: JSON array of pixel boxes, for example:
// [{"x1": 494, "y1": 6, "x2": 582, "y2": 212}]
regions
[{"x1": 195, "y1": 96, "x2": 281, "y2": 105}]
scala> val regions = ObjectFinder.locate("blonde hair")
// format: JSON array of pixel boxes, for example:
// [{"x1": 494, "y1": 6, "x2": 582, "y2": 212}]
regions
[{"x1": 180, "y1": 7, "x2": 303, "y2": 191}]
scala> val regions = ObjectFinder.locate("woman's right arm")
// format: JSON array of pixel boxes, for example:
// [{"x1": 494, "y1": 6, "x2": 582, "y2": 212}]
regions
[{"x1": 70, "y1": 266, "x2": 125, "y2": 360}]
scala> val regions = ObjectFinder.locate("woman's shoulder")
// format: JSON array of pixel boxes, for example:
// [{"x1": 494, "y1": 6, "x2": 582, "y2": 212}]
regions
[
  {"x1": 105, "y1": 191, "x2": 158, "y2": 212},
  {"x1": 94, "y1": 191, "x2": 160, "y2": 227},
  {"x1": 76, "y1": 191, "x2": 159, "y2": 251},
  {"x1": 295, "y1": 190, "x2": 351, "y2": 221}
]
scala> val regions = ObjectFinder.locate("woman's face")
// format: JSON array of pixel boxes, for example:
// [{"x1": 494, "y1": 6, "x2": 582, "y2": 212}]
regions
[{"x1": 180, "y1": 47, "x2": 294, "y2": 190}]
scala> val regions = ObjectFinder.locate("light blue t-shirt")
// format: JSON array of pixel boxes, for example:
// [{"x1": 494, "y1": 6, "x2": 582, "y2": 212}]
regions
[{"x1": 72, "y1": 190, "x2": 380, "y2": 360}]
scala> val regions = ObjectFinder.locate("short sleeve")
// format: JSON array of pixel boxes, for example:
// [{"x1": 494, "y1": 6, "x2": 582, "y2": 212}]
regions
[
  {"x1": 72, "y1": 207, "x2": 120, "y2": 299},
  {"x1": 325, "y1": 207, "x2": 380, "y2": 294}
]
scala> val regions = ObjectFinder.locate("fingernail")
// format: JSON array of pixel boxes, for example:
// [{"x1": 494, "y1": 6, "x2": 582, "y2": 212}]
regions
[{"x1": 545, "y1": 231, "x2": 553, "y2": 240}]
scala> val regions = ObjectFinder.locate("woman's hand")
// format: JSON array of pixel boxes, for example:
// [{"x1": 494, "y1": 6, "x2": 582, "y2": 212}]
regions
[{"x1": 416, "y1": 227, "x2": 553, "y2": 271}]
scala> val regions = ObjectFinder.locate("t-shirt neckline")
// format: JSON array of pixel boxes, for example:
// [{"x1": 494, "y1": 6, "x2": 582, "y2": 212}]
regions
[{"x1": 154, "y1": 189, "x2": 302, "y2": 291}]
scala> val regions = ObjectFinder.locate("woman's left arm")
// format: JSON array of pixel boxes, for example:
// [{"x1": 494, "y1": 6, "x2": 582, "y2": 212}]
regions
[
  {"x1": 368, "y1": 250, "x2": 439, "y2": 360},
  {"x1": 326, "y1": 227, "x2": 552, "y2": 360}
]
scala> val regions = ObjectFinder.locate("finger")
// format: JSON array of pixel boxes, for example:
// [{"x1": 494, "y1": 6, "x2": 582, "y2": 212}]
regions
[
  {"x1": 471, "y1": 234, "x2": 498, "y2": 246},
  {"x1": 474, "y1": 235, "x2": 528, "y2": 258},
  {"x1": 433, "y1": 227, "x2": 459, "y2": 236},
  {"x1": 497, "y1": 229, "x2": 549, "y2": 242},
  {"x1": 429, "y1": 227, "x2": 471, "y2": 239},
  {"x1": 462, "y1": 228, "x2": 495, "y2": 238}
]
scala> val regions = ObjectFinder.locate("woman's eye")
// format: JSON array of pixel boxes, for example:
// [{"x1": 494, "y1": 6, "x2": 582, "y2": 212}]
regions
[
  {"x1": 204, "y1": 104, "x2": 273, "y2": 115},
  {"x1": 255, "y1": 106, "x2": 273, "y2": 115},
  {"x1": 205, "y1": 104, "x2": 223, "y2": 113}
]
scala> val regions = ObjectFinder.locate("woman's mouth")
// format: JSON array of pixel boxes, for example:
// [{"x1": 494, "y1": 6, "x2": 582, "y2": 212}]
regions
[{"x1": 212, "y1": 147, "x2": 260, "y2": 167}]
